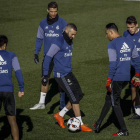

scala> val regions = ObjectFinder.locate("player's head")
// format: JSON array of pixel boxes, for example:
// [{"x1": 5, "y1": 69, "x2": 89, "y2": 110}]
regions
[
  {"x1": 105, "y1": 23, "x2": 119, "y2": 41},
  {"x1": 0, "y1": 35, "x2": 8, "y2": 50},
  {"x1": 65, "y1": 23, "x2": 77, "y2": 40},
  {"x1": 47, "y1": 2, "x2": 58, "y2": 19},
  {"x1": 126, "y1": 16, "x2": 138, "y2": 35}
]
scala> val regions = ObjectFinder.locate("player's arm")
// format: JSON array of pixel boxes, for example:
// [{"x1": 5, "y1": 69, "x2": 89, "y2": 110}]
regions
[
  {"x1": 34, "y1": 24, "x2": 44, "y2": 64},
  {"x1": 106, "y1": 46, "x2": 117, "y2": 92},
  {"x1": 12, "y1": 54, "x2": 24, "y2": 97},
  {"x1": 131, "y1": 46, "x2": 140, "y2": 86},
  {"x1": 42, "y1": 44, "x2": 60, "y2": 86}
]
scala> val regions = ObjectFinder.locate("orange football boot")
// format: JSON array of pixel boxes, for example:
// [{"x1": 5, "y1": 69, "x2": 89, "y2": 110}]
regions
[
  {"x1": 80, "y1": 124, "x2": 93, "y2": 132},
  {"x1": 54, "y1": 112, "x2": 65, "y2": 128}
]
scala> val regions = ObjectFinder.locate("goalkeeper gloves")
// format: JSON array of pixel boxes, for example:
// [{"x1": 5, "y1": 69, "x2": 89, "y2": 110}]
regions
[
  {"x1": 131, "y1": 72, "x2": 140, "y2": 87},
  {"x1": 106, "y1": 78, "x2": 112, "y2": 92},
  {"x1": 34, "y1": 54, "x2": 39, "y2": 64},
  {"x1": 42, "y1": 75, "x2": 48, "y2": 86}
]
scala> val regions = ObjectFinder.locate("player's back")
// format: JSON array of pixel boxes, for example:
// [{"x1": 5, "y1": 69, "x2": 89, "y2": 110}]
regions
[
  {"x1": 108, "y1": 36, "x2": 135, "y2": 81},
  {"x1": 0, "y1": 50, "x2": 14, "y2": 91}
]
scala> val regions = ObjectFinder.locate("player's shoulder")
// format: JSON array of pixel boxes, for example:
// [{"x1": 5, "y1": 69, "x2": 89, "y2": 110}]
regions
[
  {"x1": 58, "y1": 16, "x2": 66, "y2": 22},
  {"x1": 53, "y1": 34, "x2": 64, "y2": 47},
  {"x1": 39, "y1": 18, "x2": 47, "y2": 26},
  {"x1": 7, "y1": 51, "x2": 17, "y2": 58},
  {"x1": 135, "y1": 28, "x2": 140, "y2": 36},
  {"x1": 123, "y1": 30, "x2": 130, "y2": 37}
]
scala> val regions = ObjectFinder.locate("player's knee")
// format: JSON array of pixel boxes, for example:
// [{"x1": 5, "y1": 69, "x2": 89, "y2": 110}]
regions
[{"x1": 70, "y1": 92, "x2": 84, "y2": 104}]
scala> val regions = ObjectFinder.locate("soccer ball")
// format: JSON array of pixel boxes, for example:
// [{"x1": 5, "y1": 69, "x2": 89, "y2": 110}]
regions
[{"x1": 67, "y1": 117, "x2": 81, "y2": 131}]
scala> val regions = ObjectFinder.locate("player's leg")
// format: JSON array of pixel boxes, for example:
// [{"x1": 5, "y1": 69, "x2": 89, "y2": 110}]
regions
[
  {"x1": 54, "y1": 73, "x2": 92, "y2": 131},
  {"x1": 94, "y1": 91, "x2": 112, "y2": 133},
  {"x1": 30, "y1": 59, "x2": 54, "y2": 110},
  {"x1": 7, "y1": 115, "x2": 19, "y2": 140},
  {"x1": 112, "y1": 81, "x2": 129, "y2": 136},
  {"x1": 129, "y1": 86, "x2": 140, "y2": 119},
  {"x1": 129, "y1": 70, "x2": 140, "y2": 119},
  {"x1": 3, "y1": 92, "x2": 19, "y2": 140}
]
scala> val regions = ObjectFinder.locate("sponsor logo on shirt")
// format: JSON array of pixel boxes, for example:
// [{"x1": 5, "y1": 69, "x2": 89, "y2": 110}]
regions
[
  {"x1": 120, "y1": 42, "x2": 131, "y2": 53},
  {"x1": 45, "y1": 30, "x2": 59, "y2": 37},
  {"x1": 64, "y1": 50, "x2": 72, "y2": 57},
  {"x1": 120, "y1": 53, "x2": 131, "y2": 61},
  {"x1": 138, "y1": 38, "x2": 140, "y2": 43},
  {"x1": 0, "y1": 55, "x2": 7, "y2": 65},
  {"x1": 0, "y1": 56, "x2": 8, "y2": 73}
]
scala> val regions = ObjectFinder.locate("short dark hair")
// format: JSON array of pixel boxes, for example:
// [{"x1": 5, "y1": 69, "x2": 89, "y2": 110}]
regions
[
  {"x1": 0, "y1": 35, "x2": 8, "y2": 48},
  {"x1": 106, "y1": 23, "x2": 118, "y2": 32},
  {"x1": 48, "y1": 2, "x2": 58, "y2": 10},
  {"x1": 67, "y1": 23, "x2": 77, "y2": 31},
  {"x1": 126, "y1": 16, "x2": 137, "y2": 25}
]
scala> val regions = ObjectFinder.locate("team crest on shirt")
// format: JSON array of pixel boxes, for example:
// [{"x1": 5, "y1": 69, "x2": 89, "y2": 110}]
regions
[{"x1": 56, "y1": 25, "x2": 59, "y2": 30}]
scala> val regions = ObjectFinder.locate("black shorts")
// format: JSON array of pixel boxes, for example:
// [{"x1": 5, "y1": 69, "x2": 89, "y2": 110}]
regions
[
  {"x1": 55, "y1": 72, "x2": 84, "y2": 104},
  {"x1": 0, "y1": 92, "x2": 16, "y2": 116},
  {"x1": 42, "y1": 57, "x2": 54, "y2": 78}
]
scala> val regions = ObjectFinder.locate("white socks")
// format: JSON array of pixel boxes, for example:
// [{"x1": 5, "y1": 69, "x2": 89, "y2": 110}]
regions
[
  {"x1": 59, "y1": 107, "x2": 69, "y2": 117},
  {"x1": 134, "y1": 105, "x2": 140, "y2": 115},
  {"x1": 76, "y1": 116, "x2": 83, "y2": 125},
  {"x1": 59, "y1": 107, "x2": 83, "y2": 125},
  {"x1": 39, "y1": 92, "x2": 47, "y2": 104}
]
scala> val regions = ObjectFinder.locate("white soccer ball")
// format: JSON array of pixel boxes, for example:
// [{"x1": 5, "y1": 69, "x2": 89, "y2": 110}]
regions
[{"x1": 67, "y1": 117, "x2": 81, "y2": 131}]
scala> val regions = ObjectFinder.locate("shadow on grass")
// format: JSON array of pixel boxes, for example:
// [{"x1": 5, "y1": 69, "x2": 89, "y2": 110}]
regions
[
  {"x1": 0, "y1": 109, "x2": 33, "y2": 140},
  {"x1": 98, "y1": 87, "x2": 134, "y2": 132}
]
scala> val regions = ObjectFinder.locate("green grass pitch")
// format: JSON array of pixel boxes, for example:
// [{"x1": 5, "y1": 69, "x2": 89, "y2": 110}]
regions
[{"x1": 0, "y1": 0, "x2": 140, "y2": 139}]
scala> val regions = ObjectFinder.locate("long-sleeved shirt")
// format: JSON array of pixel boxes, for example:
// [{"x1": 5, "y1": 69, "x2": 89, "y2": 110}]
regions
[
  {"x1": 0, "y1": 50, "x2": 24, "y2": 92},
  {"x1": 123, "y1": 28, "x2": 140, "y2": 69},
  {"x1": 43, "y1": 34, "x2": 73, "y2": 77},
  {"x1": 35, "y1": 16, "x2": 67, "y2": 55},
  {"x1": 108, "y1": 36, "x2": 140, "y2": 81}
]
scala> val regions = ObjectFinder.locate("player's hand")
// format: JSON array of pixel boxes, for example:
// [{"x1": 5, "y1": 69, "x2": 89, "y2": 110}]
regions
[
  {"x1": 34, "y1": 54, "x2": 39, "y2": 64},
  {"x1": 131, "y1": 73, "x2": 140, "y2": 87},
  {"x1": 42, "y1": 75, "x2": 48, "y2": 86},
  {"x1": 106, "y1": 78, "x2": 112, "y2": 92},
  {"x1": 18, "y1": 92, "x2": 24, "y2": 97}
]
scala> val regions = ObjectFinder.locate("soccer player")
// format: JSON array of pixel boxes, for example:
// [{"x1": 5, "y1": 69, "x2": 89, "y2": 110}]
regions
[
  {"x1": 123, "y1": 16, "x2": 140, "y2": 119},
  {"x1": 30, "y1": 2, "x2": 67, "y2": 110},
  {"x1": 0, "y1": 35, "x2": 24, "y2": 140},
  {"x1": 42, "y1": 23, "x2": 92, "y2": 132},
  {"x1": 93, "y1": 23, "x2": 140, "y2": 136}
]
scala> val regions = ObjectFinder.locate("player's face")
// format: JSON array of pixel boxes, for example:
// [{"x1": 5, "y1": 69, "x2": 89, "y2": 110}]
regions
[
  {"x1": 127, "y1": 23, "x2": 138, "y2": 35},
  {"x1": 106, "y1": 29, "x2": 113, "y2": 41},
  {"x1": 47, "y1": 8, "x2": 58, "y2": 19},
  {"x1": 68, "y1": 29, "x2": 77, "y2": 40}
]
